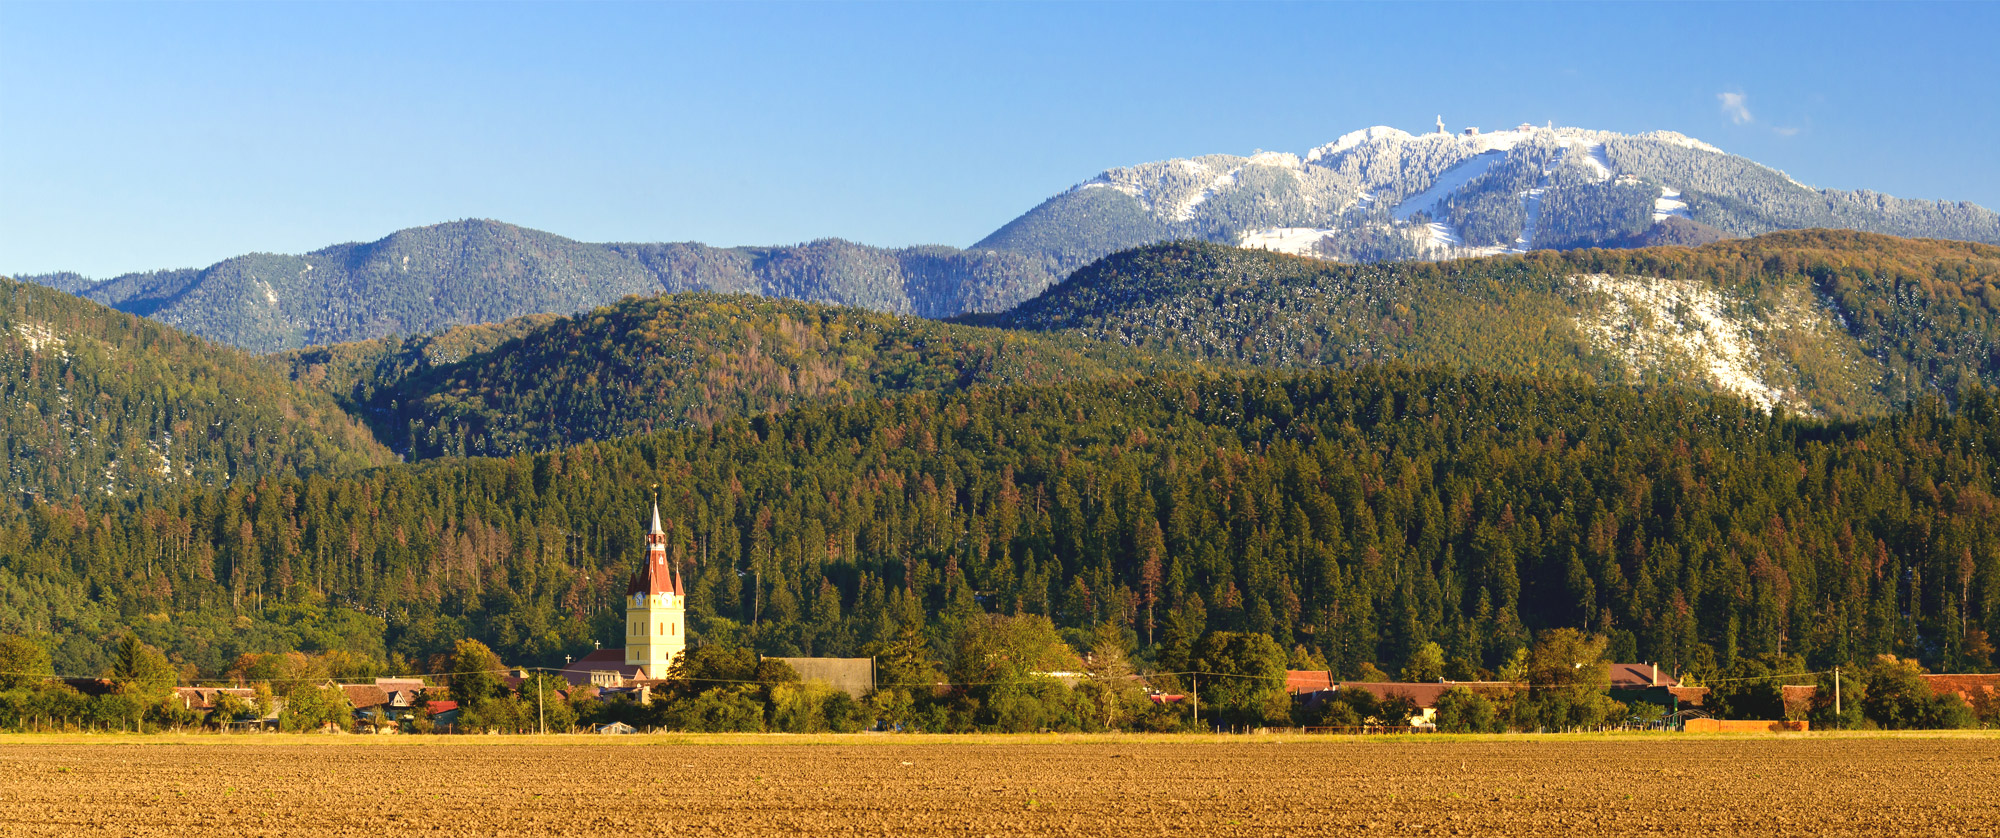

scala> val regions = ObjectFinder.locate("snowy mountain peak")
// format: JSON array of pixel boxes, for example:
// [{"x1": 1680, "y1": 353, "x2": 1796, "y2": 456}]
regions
[
  {"x1": 1307, "y1": 126, "x2": 1413, "y2": 162},
  {"x1": 1636, "y1": 130, "x2": 1726, "y2": 155},
  {"x1": 976, "y1": 121, "x2": 2000, "y2": 280}
]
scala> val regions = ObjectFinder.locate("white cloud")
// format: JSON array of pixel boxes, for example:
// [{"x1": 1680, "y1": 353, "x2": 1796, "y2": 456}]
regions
[
  {"x1": 1718, "y1": 91, "x2": 1753, "y2": 125},
  {"x1": 1773, "y1": 126, "x2": 1800, "y2": 137}
]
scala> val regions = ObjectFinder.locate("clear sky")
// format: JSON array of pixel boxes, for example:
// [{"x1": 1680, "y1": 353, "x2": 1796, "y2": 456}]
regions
[{"x1": 4, "y1": 1, "x2": 1996, "y2": 278}]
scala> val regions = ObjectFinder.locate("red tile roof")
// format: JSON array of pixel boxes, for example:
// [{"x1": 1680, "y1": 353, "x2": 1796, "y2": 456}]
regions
[
  {"x1": 337, "y1": 684, "x2": 390, "y2": 709},
  {"x1": 1922, "y1": 674, "x2": 2000, "y2": 702},
  {"x1": 1666, "y1": 686, "x2": 1708, "y2": 707},
  {"x1": 426, "y1": 700, "x2": 459, "y2": 714},
  {"x1": 627, "y1": 504, "x2": 684, "y2": 597},
  {"x1": 1284, "y1": 670, "x2": 1335, "y2": 695}
]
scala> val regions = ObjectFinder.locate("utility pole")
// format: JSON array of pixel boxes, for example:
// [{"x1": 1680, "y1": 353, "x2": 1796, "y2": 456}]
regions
[
  {"x1": 1192, "y1": 675, "x2": 1199, "y2": 730},
  {"x1": 537, "y1": 670, "x2": 546, "y2": 736},
  {"x1": 1834, "y1": 666, "x2": 1841, "y2": 722}
]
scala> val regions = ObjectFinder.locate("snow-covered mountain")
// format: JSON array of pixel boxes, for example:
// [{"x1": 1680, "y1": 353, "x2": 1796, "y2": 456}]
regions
[
  {"x1": 975, "y1": 123, "x2": 2000, "y2": 276},
  {"x1": 20, "y1": 123, "x2": 2000, "y2": 354}
]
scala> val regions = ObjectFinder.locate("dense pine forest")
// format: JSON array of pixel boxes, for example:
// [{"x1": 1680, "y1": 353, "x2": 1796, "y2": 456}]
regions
[{"x1": 2, "y1": 365, "x2": 1994, "y2": 694}]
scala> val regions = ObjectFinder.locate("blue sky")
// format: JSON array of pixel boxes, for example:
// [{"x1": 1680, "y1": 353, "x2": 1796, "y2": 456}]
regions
[{"x1": 4, "y1": 1, "x2": 1996, "y2": 277}]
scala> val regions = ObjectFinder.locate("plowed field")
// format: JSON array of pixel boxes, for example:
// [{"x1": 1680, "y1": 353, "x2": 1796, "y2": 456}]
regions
[{"x1": 1, "y1": 735, "x2": 1995, "y2": 836}]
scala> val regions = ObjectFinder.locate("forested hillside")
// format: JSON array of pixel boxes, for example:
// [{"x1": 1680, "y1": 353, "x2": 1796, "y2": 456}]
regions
[
  {"x1": 0, "y1": 277, "x2": 393, "y2": 501},
  {"x1": 972, "y1": 232, "x2": 2000, "y2": 418},
  {"x1": 271, "y1": 314, "x2": 560, "y2": 415},
  {"x1": 2, "y1": 366, "x2": 1994, "y2": 685},
  {"x1": 0, "y1": 276, "x2": 392, "y2": 502},
  {"x1": 282, "y1": 231, "x2": 2000, "y2": 462},
  {"x1": 1605, "y1": 135, "x2": 2000, "y2": 243},
  {"x1": 34, "y1": 221, "x2": 1060, "y2": 353},
  {"x1": 333, "y1": 293, "x2": 1187, "y2": 459}
]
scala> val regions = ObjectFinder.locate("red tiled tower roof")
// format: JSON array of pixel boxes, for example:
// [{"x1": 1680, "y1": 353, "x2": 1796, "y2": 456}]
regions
[{"x1": 626, "y1": 501, "x2": 683, "y2": 597}]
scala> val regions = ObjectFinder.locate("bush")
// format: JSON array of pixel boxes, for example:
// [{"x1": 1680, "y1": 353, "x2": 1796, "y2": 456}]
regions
[
  {"x1": 1434, "y1": 687, "x2": 1501, "y2": 733},
  {"x1": 1190, "y1": 631, "x2": 1288, "y2": 729},
  {"x1": 1859, "y1": 655, "x2": 1973, "y2": 730},
  {"x1": 660, "y1": 687, "x2": 764, "y2": 732},
  {"x1": 280, "y1": 685, "x2": 353, "y2": 732}
]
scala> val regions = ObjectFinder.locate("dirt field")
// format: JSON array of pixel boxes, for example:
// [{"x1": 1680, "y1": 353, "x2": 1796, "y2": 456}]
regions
[{"x1": 1, "y1": 733, "x2": 1995, "y2": 836}]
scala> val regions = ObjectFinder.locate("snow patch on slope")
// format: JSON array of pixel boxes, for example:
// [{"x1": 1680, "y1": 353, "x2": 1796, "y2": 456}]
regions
[
  {"x1": 1238, "y1": 227, "x2": 1340, "y2": 256},
  {"x1": 1393, "y1": 151, "x2": 1507, "y2": 222},
  {"x1": 1570, "y1": 274, "x2": 1810, "y2": 413},
  {"x1": 13, "y1": 322, "x2": 65, "y2": 354},
  {"x1": 1654, "y1": 187, "x2": 1689, "y2": 222},
  {"x1": 1516, "y1": 185, "x2": 1547, "y2": 250},
  {"x1": 1077, "y1": 181, "x2": 1140, "y2": 197},
  {"x1": 1576, "y1": 141, "x2": 1613, "y2": 181},
  {"x1": 1176, "y1": 167, "x2": 1241, "y2": 221},
  {"x1": 1246, "y1": 150, "x2": 1304, "y2": 170}
]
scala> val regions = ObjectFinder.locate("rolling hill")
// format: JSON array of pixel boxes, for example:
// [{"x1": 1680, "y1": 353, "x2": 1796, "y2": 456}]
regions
[
  {"x1": 272, "y1": 229, "x2": 2000, "y2": 462},
  {"x1": 282, "y1": 292, "x2": 1190, "y2": 460}
]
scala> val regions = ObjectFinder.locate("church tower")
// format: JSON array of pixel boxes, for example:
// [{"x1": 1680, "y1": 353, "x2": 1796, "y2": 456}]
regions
[{"x1": 624, "y1": 497, "x2": 685, "y2": 678}]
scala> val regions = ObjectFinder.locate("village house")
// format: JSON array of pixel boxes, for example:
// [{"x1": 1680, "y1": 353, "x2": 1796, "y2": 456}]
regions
[
  {"x1": 1606, "y1": 662, "x2": 1707, "y2": 709},
  {"x1": 1920, "y1": 673, "x2": 2000, "y2": 708},
  {"x1": 1283, "y1": 670, "x2": 1518, "y2": 726},
  {"x1": 1281, "y1": 661, "x2": 1704, "y2": 726},
  {"x1": 1782, "y1": 672, "x2": 2000, "y2": 718}
]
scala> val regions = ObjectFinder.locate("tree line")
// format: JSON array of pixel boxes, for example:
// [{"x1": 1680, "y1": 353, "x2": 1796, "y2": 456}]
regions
[
  {"x1": 0, "y1": 365, "x2": 1996, "y2": 700},
  {"x1": 4, "y1": 628, "x2": 1991, "y2": 734}
]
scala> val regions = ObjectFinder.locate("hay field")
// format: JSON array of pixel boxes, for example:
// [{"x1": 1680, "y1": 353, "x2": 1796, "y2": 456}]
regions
[{"x1": 1, "y1": 733, "x2": 1995, "y2": 836}]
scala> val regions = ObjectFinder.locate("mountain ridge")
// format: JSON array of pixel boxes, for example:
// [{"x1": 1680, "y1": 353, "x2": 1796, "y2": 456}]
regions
[
  {"x1": 23, "y1": 221, "x2": 1062, "y2": 353},
  {"x1": 17, "y1": 123, "x2": 2000, "y2": 354},
  {"x1": 983, "y1": 123, "x2": 2000, "y2": 275}
]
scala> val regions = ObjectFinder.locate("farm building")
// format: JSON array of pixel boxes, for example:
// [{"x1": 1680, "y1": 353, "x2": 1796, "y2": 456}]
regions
[
  {"x1": 1283, "y1": 671, "x2": 1519, "y2": 726},
  {"x1": 1921, "y1": 673, "x2": 2000, "y2": 707},
  {"x1": 1607, "y1": 663, "x2": 1707, "y2": 708},
  {"x1": 1784, "y1": 672, "x2": 2000, "y2": 715}
]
